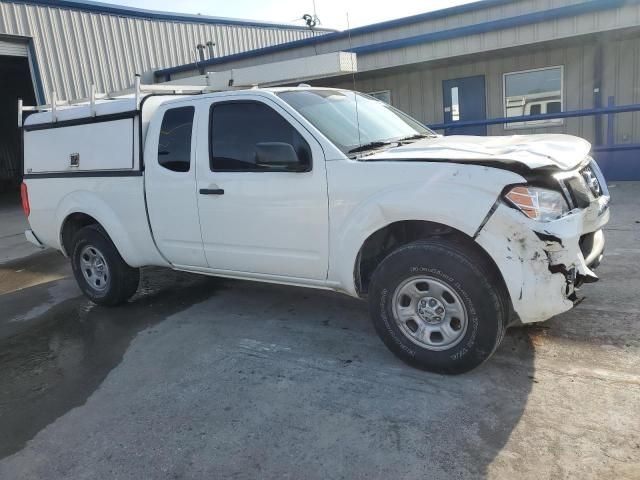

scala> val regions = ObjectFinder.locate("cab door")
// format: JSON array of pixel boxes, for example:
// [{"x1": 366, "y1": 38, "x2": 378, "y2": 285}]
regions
[
  {"x1": 194, "y1": 96, "x2": 329, "y2": 280},
  {"x1": 144, "y1": 103, "x2": 207, "y2": 267}
]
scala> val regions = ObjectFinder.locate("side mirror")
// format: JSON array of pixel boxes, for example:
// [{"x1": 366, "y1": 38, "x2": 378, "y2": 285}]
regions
[{"x1": 255, "y1": 142, "x2": 300, "y2": 170}]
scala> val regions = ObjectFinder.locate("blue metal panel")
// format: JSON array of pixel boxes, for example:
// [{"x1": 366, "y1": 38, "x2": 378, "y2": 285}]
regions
[
  {"x1": 155, "y1": 0, "x2": 640, "y2": 77},
  {"x1": 593, "y1": 147, "x2": 640, "y2": 180},
  {"x1": 606, "y1": 96, "x2": 616, "y2": 146},
  {"x1": 427, "y1": 103, "x2": 640, "y2": 130},
  {"x1": 443, "y1": 76, "x2": 487, "y2": 136}
]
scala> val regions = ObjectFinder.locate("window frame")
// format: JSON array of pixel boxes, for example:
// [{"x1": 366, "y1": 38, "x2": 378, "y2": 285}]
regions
[
  {"x1": 367, "y1": 90, "x2": 392, "y2": 104},
  {"x1": 208, "y1": 99, "x2": 313, "y2": 173},
  {"x1": 502, "y1": 65, "x2": 564, "y2": 130},
  {"x1": 157, "y1": 105, "x2": 195, "y2": 173}
]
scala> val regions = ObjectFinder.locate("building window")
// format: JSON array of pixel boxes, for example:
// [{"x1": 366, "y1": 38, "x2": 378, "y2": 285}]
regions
[
  {"x1": 503, "y1": 66, "x2": 563, "y2": 129},
  {"x1": 157, "y1": 106, "x2": 194, "y2": 172},
  {"x1": 368, "y1": 90, "x2": 391, "y2": 104}
]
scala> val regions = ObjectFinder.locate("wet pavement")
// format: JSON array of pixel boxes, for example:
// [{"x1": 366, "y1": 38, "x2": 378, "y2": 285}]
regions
[
  {"x1": 0, "y1": 192, "x2": 40, "y2": 264},
  {"x1": 0, "y1": 183, "x2": 639, "y2": 479},
  {"x1": 0, "y1": 260, "x2": 219, "y2": 458}
]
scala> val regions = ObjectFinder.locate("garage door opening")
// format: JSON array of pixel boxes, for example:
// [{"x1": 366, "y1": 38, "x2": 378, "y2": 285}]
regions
[{"x1": 0, "y1": 55, "x2": 36, "y2": 193}]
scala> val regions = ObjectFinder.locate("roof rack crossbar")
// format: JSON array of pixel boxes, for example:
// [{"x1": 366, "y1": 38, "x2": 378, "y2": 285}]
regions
[{"x1": 17, "y1": 52, "x2": 359, "y2": 125}]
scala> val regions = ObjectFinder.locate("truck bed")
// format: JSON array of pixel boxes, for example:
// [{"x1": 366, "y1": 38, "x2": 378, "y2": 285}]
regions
[{"x1": 20, "y1": 95, "x2": 173, "y2": 268}]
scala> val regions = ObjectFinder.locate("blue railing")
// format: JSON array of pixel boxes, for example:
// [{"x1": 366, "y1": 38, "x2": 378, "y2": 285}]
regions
[
  {"x1": 427, "y1": 103, "x2": 640, "y2": 130},
  {"x1": 426, "y1": 102, "x2": 640, "y2": 181}
]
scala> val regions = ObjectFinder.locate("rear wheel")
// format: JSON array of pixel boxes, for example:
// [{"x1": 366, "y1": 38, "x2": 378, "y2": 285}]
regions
[
  {"x1": 368, "y1": 240, "x2": 507, "y2": 374},
  {"x1": 70, "y1": 225, "x2": 140, "y2": 306}
]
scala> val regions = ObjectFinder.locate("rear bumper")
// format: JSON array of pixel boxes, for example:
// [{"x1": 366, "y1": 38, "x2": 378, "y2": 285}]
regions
[
  {"x1": 25, "y1": 229, "x2": 46, "y2": 249},
  {"x1": 475, "y1": 194, "x2": 610, "y2": 324}
]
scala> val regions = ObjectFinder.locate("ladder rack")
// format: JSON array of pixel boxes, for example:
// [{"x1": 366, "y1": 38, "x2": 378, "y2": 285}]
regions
[
  {"x1": 18, "y1": 76, "x2": 212, "y2": 126},
  {"x1": 18, "y1": 51, "x2": 358, "y2": 127}
]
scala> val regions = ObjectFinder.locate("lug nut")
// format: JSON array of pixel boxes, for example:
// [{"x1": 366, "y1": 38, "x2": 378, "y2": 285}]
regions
[
  {"x1": 429, "y1": 299, "x2": 437, "y2": 307},
  {"x1": 436, "y1": 307, "x2": 444, "y2": 314}
]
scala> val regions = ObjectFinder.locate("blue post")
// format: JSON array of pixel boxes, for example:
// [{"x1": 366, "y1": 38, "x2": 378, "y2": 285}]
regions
[{"x1": 606, "y1": 96, "x2": 615, "y2": 146}]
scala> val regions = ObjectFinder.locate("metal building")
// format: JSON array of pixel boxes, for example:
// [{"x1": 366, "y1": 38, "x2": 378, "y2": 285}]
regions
[
  {"x1": 0, "y1": 0, "x2": 325, "y2": 188},
  {"x1": 157, "y1": 0, "x2": 640, "y2": 180}
]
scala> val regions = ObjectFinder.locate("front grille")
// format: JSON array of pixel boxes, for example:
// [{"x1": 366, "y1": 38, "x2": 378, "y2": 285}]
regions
[
  {"x1": 580, "y1": 165, "x2": 603, "y2": 198},
  {"x1": 560, "y1": 159, "x2": 605, "y2": 209},
  {"x1": 564, "y1": 175, "x2": 591, "y2": 208}
]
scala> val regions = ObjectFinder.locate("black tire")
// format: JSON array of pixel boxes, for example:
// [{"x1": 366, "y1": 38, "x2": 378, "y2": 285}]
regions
[
  {"x1": 70, "y1": 225, "x2": 140, "y2": 306},
  {"x1": 368, "y1": 240, "x2": 508, "y2": 374}
]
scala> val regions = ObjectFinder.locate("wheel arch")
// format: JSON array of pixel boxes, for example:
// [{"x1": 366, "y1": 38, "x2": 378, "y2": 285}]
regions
[
  {"x1": 56, "y1": 192, "x2": 147, "y2": 267},
  {"x1": 353, "y1": 220, "x2": 510, "y2": 309},
  {"x1": 60, "y1": 212, "x2": 101, "y2": 256}
]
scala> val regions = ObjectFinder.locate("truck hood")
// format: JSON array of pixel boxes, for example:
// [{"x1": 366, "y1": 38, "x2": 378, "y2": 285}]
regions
[{"x1": 366, "y1": 134, "x2": 591, "y2": 171}]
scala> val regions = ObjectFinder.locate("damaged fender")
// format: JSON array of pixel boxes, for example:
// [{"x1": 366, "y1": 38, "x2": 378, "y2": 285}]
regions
[{"x1": 475, "y1": 196, "x2": 609, "y2": 324}]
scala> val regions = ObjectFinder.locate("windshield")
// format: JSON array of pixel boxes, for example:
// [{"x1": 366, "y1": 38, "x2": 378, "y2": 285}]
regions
[{"x1": 277, "y1": 89, "x2": 436, "y2": 155}]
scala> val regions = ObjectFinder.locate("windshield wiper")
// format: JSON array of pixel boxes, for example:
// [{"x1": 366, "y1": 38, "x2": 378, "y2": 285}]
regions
[
  {"x1": 347, "y1": 141, "x2": 394, "y2": 154},
  {"x1": 398, "y1": 133, "x2": 436, "y2": 142}
]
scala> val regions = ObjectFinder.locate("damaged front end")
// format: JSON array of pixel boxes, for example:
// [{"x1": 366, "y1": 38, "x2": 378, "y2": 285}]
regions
[{"x1": 475, "y1": 159, "x2": 610, "y2": 324}]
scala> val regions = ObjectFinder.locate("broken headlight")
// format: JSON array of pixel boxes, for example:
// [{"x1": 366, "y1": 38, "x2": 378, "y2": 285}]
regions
[{"x1": 504, "y1": 186, "x2": 569, "y2": 222}]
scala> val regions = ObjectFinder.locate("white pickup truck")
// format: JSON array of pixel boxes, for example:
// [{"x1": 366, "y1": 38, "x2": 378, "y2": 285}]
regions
[{"x1": 20, "y1": 86, "x2": 610, "y2": 373}]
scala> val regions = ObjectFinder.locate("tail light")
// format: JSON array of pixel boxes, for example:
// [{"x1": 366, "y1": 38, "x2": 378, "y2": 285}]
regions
[{"x1": 20, "y1": 182, "x2": 30, "y2": 217}]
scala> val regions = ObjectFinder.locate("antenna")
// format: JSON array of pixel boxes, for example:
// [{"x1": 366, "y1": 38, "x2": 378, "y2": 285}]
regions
[
  {"x1": 302, "y1": 14, "x2": 317, "y2": 29},
  {"x1": 346, "y1": 12, "x2": 362, "y2": 150},
  {"x1": 302, "y1": 0, "x2": 321, "y2": 55},
  {"x1": 302, "y1": 0, "x2": 320, "y2": 28}
]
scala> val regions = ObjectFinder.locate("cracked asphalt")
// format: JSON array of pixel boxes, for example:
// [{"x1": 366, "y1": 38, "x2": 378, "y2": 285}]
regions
[{"x1": 0, "y1": 184, "x2": 638, "y2": 479}]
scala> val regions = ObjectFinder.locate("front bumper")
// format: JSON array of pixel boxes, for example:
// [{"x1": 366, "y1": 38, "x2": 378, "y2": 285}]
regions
[
  {"x1": 580, "y1": 229, "x2": 605, "y2": 270},
  {"x1": 475, "y1": 193, "x2": 610, "y2": 324}
]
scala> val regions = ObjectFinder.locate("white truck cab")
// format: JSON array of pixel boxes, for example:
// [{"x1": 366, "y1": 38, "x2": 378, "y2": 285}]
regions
[{"x1": 19, "y1": 85, "x2": 610, "y2": 374}]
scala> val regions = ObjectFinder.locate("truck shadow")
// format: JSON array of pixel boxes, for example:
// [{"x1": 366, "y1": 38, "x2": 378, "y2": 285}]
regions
[
  {"x1": 0, "y1": 267, "x2": 220, "y2": 459},
  {"x1": 152, "y1": 279, "x2": 537, "y2": 479}
]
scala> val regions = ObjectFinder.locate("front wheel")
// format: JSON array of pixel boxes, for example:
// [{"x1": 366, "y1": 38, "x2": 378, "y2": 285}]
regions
[
  {"x1": 368, "y1": 240, "x2": 508, "y2": 374},
  {"x1": 70, "y1": 225, "x2": 140, "y2": 306}
]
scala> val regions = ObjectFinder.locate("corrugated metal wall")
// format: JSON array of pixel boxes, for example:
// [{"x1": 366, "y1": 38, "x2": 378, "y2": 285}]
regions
[
  {"x1": 0, "y1": 1, "x2": 316, "y2": 102},
  {"x1": 171, "y1": 0, "x2": 555, "y2": 78},
  {"x1": 324, "y1": 42, "x2": 596, "y2": 140},
  {"x1": 167, "y1": 0, "x2": 639, "y2": 80},
  {"x1": 323, "y1": 34, "x2": 640, "y2": 145},
  {"x1": 604, "y1": 35, "x2": 640, "y2": 144}
]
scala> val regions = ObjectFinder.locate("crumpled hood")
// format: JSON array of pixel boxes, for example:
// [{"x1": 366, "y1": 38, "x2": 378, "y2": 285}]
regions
[{"x1": 366, "y1": 134, "x2": 591, "y2": 171}]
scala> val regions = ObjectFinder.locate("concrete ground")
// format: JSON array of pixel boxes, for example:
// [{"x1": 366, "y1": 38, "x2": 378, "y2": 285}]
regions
[
  {"x1": 0, "y1": 191, "x2": 40, "y2": 264},
  {"x1": 0, "y1": 184, "x2": 639, "y2": 479}
]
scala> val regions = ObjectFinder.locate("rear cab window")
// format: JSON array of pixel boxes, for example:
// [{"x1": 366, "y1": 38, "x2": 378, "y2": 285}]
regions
[{"x1": 158, "y1": 106, "x2": 195, "y2": 173}]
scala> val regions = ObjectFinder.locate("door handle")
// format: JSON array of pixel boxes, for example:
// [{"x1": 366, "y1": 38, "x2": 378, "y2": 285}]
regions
[{"x1": 200, "y1": 188, "x2": 224, "y2": 195}]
